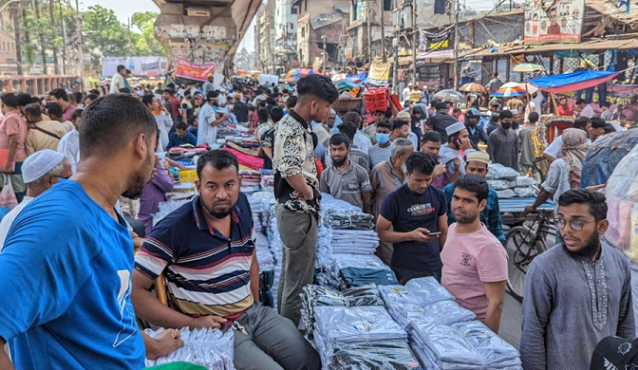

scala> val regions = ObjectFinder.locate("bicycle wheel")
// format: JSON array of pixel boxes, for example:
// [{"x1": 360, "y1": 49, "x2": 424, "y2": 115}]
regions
[{"x1": 505, "y1": 226, "x2": 545, "y2": 301}]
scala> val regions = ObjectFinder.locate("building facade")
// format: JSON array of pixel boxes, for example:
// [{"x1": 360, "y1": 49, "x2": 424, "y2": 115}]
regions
[
  {"x1": 294, "y1": 0, "x2": 349, "y2": 69},
  {"x1": 273, "y1": 0, "x2": 298, "y2": 72}
]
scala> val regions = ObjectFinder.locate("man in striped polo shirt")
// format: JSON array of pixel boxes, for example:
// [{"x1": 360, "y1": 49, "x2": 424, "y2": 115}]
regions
[{"x1": 132, "y1": 150, "x2": 320, "y2": 370}]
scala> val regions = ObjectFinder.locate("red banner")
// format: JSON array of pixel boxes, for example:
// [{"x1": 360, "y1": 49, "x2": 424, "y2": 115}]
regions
[{"x1": 175, "y1": 58, "x2": 215, "y2": 81}]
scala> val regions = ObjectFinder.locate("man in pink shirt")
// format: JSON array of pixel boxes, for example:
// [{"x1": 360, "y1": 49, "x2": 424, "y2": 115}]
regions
[
  {"x1": 441, "y1": 174, "x2": 507, "y2": 332},
  {"x1": 46, "y1": 88, "x2": 77, "y2": 122},
  {"x1": 0, "y1": 93, "x2": 29, "y2": 201}
]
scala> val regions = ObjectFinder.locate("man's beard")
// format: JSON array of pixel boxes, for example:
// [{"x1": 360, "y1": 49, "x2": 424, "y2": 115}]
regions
[
  {"x1": 454, "y1": 209, "x2": 479, "y2": 224},
  {"x1": 563, "y1": 232, "x2": 602, "y2": 259},
  {"x1": 332, "y1": 157, "x2": 347, "y2": 167},
  {"x1": 202, "y1": 199, "x2": 235, "y2": 219},
  {"x1": 122, "y1": 151, "x2": 154, "y2": 199}
]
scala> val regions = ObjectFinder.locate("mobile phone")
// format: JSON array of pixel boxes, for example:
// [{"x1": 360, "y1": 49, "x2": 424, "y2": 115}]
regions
[{"x1": 426, "y1": 232, "x2": 441, "y2": 236}]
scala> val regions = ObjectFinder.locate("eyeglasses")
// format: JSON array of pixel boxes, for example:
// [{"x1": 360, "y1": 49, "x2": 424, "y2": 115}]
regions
[{"x1": 556, "y1": 218, "x2": 598, "y2": 231}]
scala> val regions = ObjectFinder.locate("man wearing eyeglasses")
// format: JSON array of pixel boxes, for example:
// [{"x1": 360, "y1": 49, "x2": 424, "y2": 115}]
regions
[
  {"x1": 520, "y1": 189, "x2": 634, "y2": 370},
  {"x1": 0, "y1": 150, "x2": 72, "y2": 248}
]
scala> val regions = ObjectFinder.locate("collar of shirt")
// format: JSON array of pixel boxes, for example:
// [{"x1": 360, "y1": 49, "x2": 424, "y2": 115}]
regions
[
  {"x1": 288, "y1": 109, "x2": 309, "y2": 130},
  {"x1": 331, "y1": 160, "x2": 355, "y2": 175}
]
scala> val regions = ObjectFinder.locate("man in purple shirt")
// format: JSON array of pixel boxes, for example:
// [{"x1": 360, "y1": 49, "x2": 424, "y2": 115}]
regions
[{"x1": 46, "y1": 88, "x2": 77, "y2": 122}]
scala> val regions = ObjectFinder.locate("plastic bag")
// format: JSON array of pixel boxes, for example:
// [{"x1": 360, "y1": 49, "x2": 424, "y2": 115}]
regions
[
  {"x1": 487, "y1": 164, "x2": 519, "y2": 180},
  {"x1": 487, "y1": 180, "x2": 513, "y2": 190},
  {"x1": 329, "y1": 341, "x2": 421, "y2": 370},
  {"x1": 514, "y1": 187, "x2": 537, "y2": 198},
  {"x1": 0, "y1": 176, "x2": 18, "y2": 210},
  {"x1": 496, "y1": 189, "x2": 516, "y2": 199},
  {"x1": 404, "y1": 277, "x2": 455, "y2": 306},
  {"x1": 513, "y1": 176, "x2": 537, "y2": 187}
]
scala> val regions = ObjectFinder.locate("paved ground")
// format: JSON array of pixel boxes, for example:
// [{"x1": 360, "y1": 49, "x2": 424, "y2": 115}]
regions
[{"x1": 499, "y1": 293, "x2": 523, "y2": 350}]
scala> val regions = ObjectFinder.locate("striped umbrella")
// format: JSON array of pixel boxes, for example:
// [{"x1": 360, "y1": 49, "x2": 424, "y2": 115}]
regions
[
  {"x1": 493, "y1": 85, "x2": 526, "y2": 97},
  {"x1": 459, "y1": 82, "x2": 488, "y2": 94}
]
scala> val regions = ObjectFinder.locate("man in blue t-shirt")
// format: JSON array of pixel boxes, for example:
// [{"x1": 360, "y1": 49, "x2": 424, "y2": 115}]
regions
[
  {"x1": 376, "y1": 151, "x2": 449, "y2": 284},
  {"x1": 0, "y1": 94, "x2": 181, "y2": 369}
]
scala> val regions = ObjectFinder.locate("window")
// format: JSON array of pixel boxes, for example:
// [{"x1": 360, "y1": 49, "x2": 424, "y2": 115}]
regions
[
  {"x1": 384, "y1": 0, "x2": 392, "y2": 11},
  {"x1": 291, "y1": 6, "x2": 297, "y2": 14}
]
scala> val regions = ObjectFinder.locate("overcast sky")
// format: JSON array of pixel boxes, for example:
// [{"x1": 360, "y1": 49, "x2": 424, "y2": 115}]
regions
[{"x1": 78, "y1": 0, "x2": 256, "y2": 52}]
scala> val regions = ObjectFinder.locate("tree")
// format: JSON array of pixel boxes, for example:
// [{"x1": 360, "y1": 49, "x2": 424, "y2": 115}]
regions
[
  {"x1": 34, "y1": 0, "x2": 47, "y2": 74},
  {"x1": 49, "y1": 0, "x2": 59, "y2": 74},
  {"x1": 12, "y1": 0, "x2": 22, "y2": 75},
  {"x1": 82, "y1": 5, "x2": 128, "y2": 70},
  {"x1": 130, "y1": 11, "x2": 166, "y2": 57}
]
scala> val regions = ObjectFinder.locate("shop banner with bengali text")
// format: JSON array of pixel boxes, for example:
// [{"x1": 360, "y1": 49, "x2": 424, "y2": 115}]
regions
[
  {"x1": 523, "y1": 0, "x2": 585, "y2": 44},
  {"x1": 368, "y1": 62, "x2": 391, "y2": 86},
  {"x1": 175, "y1": 58, "x2": 216, "y2": 81}
]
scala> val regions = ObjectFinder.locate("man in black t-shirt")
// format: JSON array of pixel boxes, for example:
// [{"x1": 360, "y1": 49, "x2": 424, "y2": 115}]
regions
[{"x1": 376, "y1": 151, "x2": 449, "y2": 283}]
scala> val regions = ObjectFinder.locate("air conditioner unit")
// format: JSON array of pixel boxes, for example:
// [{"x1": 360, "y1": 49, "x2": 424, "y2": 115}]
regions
[{"x1": 186, "y1": 7, "x2": 211, "y2": 17}]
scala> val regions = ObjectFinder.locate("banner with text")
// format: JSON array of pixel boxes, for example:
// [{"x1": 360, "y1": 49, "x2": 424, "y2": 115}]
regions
[
  {"x1": 523, "y1": 0, "x2": 585, "y2": 45},
  {"x1": 368, "y1": 62, "x2": 391, "y2": 86},
  {"x1": 175, "y1": 58, "x2": 215, "y2": 81},
  {"x1": 418, "y1": 26, "x2": 454, "y2": 57}
]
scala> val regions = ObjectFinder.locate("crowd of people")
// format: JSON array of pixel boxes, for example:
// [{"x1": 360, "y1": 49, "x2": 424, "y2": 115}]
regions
[{"x1": 0, "y1": 66, "x2": 633, "y2": 370}]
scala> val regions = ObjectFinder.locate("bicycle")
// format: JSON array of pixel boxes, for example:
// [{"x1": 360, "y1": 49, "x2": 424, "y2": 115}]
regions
[{"x1": 504, "y1": 210, "x2": 557, "y2": 301}]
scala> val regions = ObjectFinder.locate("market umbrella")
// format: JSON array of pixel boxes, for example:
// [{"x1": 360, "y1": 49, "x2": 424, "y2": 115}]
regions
[
  {"x1": 432, "y1": 89, "x2": 467, "y2": 104},
  {"x1": 513, "y1": 63, "x2": 546, "y2": 73},
  {"x1": 459, "y1": 82, "x2": 487, "y2": 94},
  {"x1": 493, "y1": 85, "x2": 526, "y2": 97},
  {"x1": 528, "y1": 70, "x2": 620, "y2": 93},
  {"x1": 501, "y1": 82, "x2": 524, "y2": 89}
]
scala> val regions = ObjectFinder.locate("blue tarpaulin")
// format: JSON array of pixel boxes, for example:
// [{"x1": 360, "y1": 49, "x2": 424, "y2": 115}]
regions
[{"x1": 528, "y1": 70, "x2": 620, "y2": 94}]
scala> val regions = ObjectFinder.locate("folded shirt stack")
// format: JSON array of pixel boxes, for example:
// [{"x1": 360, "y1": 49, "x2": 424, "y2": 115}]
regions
[
  {"x1": 322, "y1": 209, "x2": 375, "y2": 230},
  {"x1": 410, "y1": 317, "x2": 485, "y2": 370},
  {"x1": 300, "y1": 284, "x2": 384, "y2": 338},
  {"x1": 331, "y1": 254, "x2": 398, "y2": 289},
  {"x1": 328, "y1": 342, "x2": 422, "y2": 370},
  {"x1": 451, "y1": 321, "x2": 522, "y2": 369},
  {"x1": 144, "y1": 327, "x2": 235, "y2": 369},
  {"x1": 312, "y1": 306, "x2": 412, "y2": 369}
]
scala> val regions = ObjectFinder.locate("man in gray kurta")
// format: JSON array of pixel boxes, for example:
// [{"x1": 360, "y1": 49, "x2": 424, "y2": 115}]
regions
[
  {"x1": 486, "y1": 110, "x2": 519, "y2": 171},
  {"x1": 521, "y1": 189, "x2": 634, "y2": 370}
]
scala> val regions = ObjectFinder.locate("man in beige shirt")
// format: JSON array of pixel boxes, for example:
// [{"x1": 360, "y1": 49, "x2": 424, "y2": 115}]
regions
[{"x1": 24, "y1": 103, "x2": 67, "y2": 155}]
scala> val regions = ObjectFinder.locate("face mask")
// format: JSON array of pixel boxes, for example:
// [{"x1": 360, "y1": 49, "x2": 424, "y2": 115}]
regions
[
  {"x1": 376, "y1": 133, "x2": 390, "y2": 145},
  {"x1": 501, "y1": 122, "x2": 512, "y2": 130},
  {"x1": 331, "y1": 126, "x2": 340, "y2": 135}
]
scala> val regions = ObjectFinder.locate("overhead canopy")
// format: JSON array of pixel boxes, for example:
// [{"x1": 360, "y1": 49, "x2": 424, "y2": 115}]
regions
[{"x1": 528, "y1": 70, "x2": 620, "y2": 93}]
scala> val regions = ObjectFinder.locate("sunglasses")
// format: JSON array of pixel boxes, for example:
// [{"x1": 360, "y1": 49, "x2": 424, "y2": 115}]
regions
[{"x1": 556, "y1": 218, "x2": 598, "y2": 232}]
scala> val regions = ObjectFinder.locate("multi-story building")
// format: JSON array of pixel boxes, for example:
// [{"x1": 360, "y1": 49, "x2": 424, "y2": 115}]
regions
[
  {"x1": 254, "y1": 1, "x2": 277, "y2": 73},
  {"x1": 0, "y1": 7, "x2": 18, "y2": 75},
  {"x1": 273, "y1": 0, "x2": 298, "y2": 72},
  {"x1": 345, "y1": 0, "x2": 393, "y2": 66},
  {"x1": 294, "y1": 0, "x2": 350, "y2": 69}
]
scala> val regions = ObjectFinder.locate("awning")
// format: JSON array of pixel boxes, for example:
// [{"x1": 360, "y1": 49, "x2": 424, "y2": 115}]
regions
[
  {"x1": 528, "y1": 70, "x2": 621, "y2": 93},
  {"x1": 460, "y1": 37, "x2": 638, "y2": 59}
]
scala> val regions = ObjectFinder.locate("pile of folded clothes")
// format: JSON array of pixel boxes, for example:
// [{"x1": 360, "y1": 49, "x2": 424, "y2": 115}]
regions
[
  {"x1": 312, "y1": 306, "x2": 419, "y2": 370},
  {"x1": 331, "y1": 253, "x2": 398, "y2": 289},
  {"x1": 239, "y1": 168, "x2": 261, "y2": 194},
  {"x1": 144, "y1": 327, "x2": 234, "y2": 369},
  {"x1": 378, "y1": 277, "x2": 521, "y2": 369},
  {"x1": 300, "y1": 284, "x2": 384, "y2": 337},
  {"x1": 322, "y1": 209, "x2": 375, "y2": 230}
]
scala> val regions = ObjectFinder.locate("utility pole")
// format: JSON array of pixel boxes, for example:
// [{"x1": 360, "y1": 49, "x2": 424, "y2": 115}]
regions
[
  {"x1": 410, "y1": 0, "x2": 417, "y2": 86},
  {"x1": 321, "y1": 35, "x2": 327, "y2": 72},
  {"x1": 12, "y1": 0, "x2": 23, "y2": 76},
  {"x1": 127, "y1": 17, "x2": 133, "y2": 57},
  {"x1": 76, "y1": 0, "x2": 85, "y2": 91},
  {"x1": 381, "y1": 0, "x2": 386, "y2": 62},
  {"x1": 453, "y1": 0, "x2": 460, "y2": 90},
  {"x1": 391, "y1": 0, "x2": 399, "y2": 94},
  {"x1": 366, "y1": 1, "x2": 372, "y2": 64}
]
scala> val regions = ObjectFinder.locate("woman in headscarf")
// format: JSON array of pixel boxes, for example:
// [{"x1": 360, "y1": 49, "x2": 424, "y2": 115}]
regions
[{"x1": 525, "y1": 128, "x2": 589, "y2": 215}]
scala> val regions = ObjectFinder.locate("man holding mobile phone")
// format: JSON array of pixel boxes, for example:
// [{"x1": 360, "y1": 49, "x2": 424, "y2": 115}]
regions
[
  {"x1": 435, "y1": 122, "x2": 474, "y2": 189},
  {"x1": 376, "y1": 152, "x2": 449, "y2": 284}
]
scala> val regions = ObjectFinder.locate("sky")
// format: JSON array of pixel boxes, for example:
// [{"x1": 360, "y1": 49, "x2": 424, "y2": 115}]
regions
[{"x1": 78, "y1": 0, "x2": 256, "y2": 52}]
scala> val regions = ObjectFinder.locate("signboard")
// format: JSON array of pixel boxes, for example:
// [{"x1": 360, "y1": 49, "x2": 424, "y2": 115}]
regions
[
  {"x1": 368, "y1": 62, "x2": 391, "y2": 86},
  {"x1": 175, "y1": 58, "x2": 215, "y2": 81},
  {"x1": 524, "y1": 0, "x2": 585, "y2": 44},
  {"x1": 417, "y1": 26, "x2": 454, "y2": 57}
]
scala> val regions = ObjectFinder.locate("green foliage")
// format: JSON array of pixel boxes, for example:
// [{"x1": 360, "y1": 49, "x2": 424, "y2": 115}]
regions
[{"x1": 17, "y1": 2, "x2": 165, "y2": 72}]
